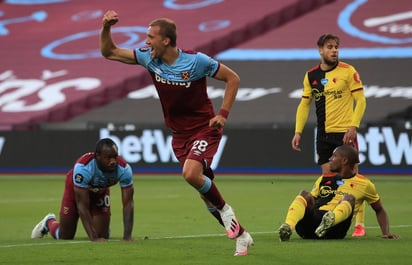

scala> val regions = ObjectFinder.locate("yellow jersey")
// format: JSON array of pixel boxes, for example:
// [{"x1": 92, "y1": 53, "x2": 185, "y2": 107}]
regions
[
  {"x1": 311, "y1": 173, "x2": 380, "y2": 215},
  {"x1": 297, "y1": 61, "x2": 366, "y2": 134}
]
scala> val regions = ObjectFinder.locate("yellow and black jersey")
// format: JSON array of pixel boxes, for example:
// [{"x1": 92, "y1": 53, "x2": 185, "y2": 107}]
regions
[
  {"x1": 298, "y1": 61, "x2": 365, "y2": 134},
  {"x1": 311, "y1": 173, "x2": 380, "y2": 216}
]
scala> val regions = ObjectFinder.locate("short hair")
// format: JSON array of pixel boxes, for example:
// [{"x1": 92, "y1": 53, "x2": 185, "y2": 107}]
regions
[
  {"x1": 149, "y1": 18, "x2": 177, "y2": 47},
  {"x1": 95, "y1": 138, "x2": 117, "y2": 154},
  {"x1": 317, "y1": 34, "x2": 339, "y2": 48},
  {"x1": 336, "y1": 145, "x2": 358, "y2": 167}
]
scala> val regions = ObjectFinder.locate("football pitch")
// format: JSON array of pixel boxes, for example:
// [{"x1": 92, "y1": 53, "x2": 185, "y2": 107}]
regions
[{"x1": 0, "y1": 174, "x2": 411, "y2": 265}]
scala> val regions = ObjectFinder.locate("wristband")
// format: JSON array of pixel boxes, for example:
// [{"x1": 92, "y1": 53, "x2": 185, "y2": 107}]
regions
[{"x1": 218, "y1": 109, "x2": 229, "y2": 119}]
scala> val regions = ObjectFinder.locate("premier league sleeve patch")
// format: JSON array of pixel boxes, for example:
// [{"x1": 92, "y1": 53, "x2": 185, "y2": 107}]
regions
[{"x1": 74, "y1": 173, "x2": 84, "y2": 184}]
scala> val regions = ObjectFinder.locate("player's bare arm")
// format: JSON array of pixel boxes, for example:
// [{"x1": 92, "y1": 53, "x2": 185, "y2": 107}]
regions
[
  {"x1": 209, "y1": 64, "x2": 239, "y2": 128},
  {"x1": 100, "y1": 10, "x2": 137, "y2": 64},
  {"x1": 370, "y1": 200, "x2": 400, "y2": 239},
  {"x1": 121, "y1": 186, "x2": 134, "y2": 241},
  {"x1": 74, "y1": 187, "x2": 106, "y2": 241},
  {"x1": 213, "y1": 63, "x2": 239, "y2": 111}
]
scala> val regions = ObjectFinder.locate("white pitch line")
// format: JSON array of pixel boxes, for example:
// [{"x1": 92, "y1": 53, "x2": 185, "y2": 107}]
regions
[
  {"x1": 0, "y1": 232, "x2": 267, "y2": 248},
  {"x1": 1, "y1": 225, "x2": 410, "y2": 248},
  {"x1": 0, "y1": 240, "x2": 92, "y2": 248}
]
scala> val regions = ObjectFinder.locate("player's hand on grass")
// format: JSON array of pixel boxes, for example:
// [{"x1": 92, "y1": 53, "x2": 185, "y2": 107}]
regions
[
  {"x1": 122, "y1": 236, "x2": 134, "y2": 242},
  {"x1": 383, "y1": 233, "x2": 400, "y2": 239},
  {"x1": 93, "y1": 237, "x2": 108, "y2": 242}
]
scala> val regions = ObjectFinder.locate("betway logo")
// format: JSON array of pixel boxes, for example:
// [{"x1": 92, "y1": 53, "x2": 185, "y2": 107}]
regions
[
  {"x1": 359, "y1": 127, "x2": 412, "y2": 165},
  {"x1": 154, "y1": 74, "x2": 191, "y2": 88},
  {"x1": 100, "y1": 128, "x2": 227, "y2": 169},
  {"x1": 0, "y1": 137, "x2": 4, "y2": 155},
  {"x1": 314, "y1": 126, "x2": 412, "y2": 166}
]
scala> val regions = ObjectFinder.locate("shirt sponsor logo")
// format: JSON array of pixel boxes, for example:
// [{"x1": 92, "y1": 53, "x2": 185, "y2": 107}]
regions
[
  {"x1": 319, "y1": 186, "x2": 347, "y2": 198},
  {"x1": 154, "y1": 73, "x2": 191, "y2": 88}
]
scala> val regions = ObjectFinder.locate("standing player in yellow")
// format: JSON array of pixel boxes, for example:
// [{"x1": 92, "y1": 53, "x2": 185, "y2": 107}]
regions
[
  {"x1": 290, "y1": 34, "x2": 367, "y2": 237},
  {"x1": 278, "y1": 145, "x2": 399, "y2": 241}
]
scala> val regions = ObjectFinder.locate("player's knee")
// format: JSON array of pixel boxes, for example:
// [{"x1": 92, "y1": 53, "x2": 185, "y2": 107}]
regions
[
  {"x1": 182, "y1": 167, "x2": 199, "y2": 184},
  {"x1": 58, "y1": 231, "x2": 75, "y2": 240},
  {"x1": 298, "y1": 189, "x2": 311, "y2": 198},
  {"x1": 182, "y1": 171, "x2": 196, "y2": 184},
  {"x1": 342, "y1": 194, "x2": 355, "y2": 207},
  {"x1": 299, "y1": 190, "x2": 314, "y2": 207}
]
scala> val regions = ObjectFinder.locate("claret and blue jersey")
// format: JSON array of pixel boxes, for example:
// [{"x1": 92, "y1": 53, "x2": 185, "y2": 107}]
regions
[
  {"x1": 72, "y1": 153, "x2": 133, "y2": 191},
  {"x1": 134, "y1": 48, "x2": 220, "y2": 132}
]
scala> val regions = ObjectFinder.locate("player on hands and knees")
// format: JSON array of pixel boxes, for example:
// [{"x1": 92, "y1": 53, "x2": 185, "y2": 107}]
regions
[{"x1": 31, "y1": 138, "x2": 134, "y2": 242}]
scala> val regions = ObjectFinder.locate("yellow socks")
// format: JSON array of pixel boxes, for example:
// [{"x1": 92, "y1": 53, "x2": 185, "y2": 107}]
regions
[
  {"x1": 332, "y1": 200, "x2": 353, "y2": 225},
  {"x1": 285, "y1": 195, "x2": 307, "y2": 229},
  {"x1": 283, "y1": 195, "x2": 354, "y2": 228}
]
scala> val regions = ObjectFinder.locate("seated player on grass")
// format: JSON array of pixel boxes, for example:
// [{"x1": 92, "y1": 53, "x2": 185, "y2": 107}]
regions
[{"x1": 278, "y1": 145, "x2": 399, "y2": 241}]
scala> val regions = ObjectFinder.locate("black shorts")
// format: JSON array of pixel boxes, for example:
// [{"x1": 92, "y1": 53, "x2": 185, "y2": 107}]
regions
[
  {"x1": 295, "y1": 208, "x2": 353, "y2": 239},
  {"x1": 316, "y1": 133, "x2": 345, "y2": 165},
  {"x1": 316, "y1": 132, "x2": 359, "y2": 165}
]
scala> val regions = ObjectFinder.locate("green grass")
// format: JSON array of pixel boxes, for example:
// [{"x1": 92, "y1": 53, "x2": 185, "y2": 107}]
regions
[{"x1": 0, "y1": 174, "x2": 411, "y2": 265}]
